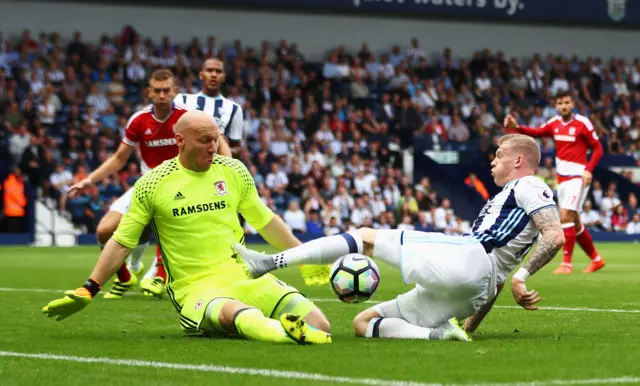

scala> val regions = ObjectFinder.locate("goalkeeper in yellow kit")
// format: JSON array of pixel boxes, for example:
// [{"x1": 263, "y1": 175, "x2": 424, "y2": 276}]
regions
[{"x1": 43, "y1": 110, "x2": 331, "y2": 345}]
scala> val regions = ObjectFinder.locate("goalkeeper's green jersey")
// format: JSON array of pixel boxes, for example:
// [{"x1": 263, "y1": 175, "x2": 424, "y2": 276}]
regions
[{"x1": 113, "y1": 156, "x2": 274, "y2": 311}]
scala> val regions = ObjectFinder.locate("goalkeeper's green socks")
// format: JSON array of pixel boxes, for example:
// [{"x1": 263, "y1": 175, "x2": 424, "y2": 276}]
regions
[
  {"x1": 233, "y1": 308, "x2": 295, "y2": 344},
  {"x1": 233, "y1": 309, "x2": 331, "y2": 345}
]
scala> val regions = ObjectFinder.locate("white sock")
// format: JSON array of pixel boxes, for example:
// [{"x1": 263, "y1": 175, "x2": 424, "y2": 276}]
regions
[
  {"x1": 127, "y1": 242, "x2": 149, "y2": 272},
  {"x1": 365, "y1": 317, "x2": 439, "y2": 340},
  {"x1": 142, "y1": 261, "x2": 158, "y2": 281},
  {"x1": 273, "y1": 232, "x2": 363, "y2": 268}
]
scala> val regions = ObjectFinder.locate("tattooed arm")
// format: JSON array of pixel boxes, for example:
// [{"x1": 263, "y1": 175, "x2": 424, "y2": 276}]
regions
[
  {"x1": 523, "y1": 207, "x2": 565, "y2": 274},
  {"x1": 511, "y1": 207, "x2": 565, "y2": 310}
]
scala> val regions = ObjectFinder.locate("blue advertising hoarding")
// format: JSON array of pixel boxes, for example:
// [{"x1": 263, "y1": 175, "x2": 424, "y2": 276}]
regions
[{"x1": 207, "y1": 0, "x2": 639, "y2": 26}]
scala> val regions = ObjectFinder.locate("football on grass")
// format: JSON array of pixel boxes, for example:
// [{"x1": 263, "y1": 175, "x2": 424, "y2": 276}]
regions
[{"x1": 330, "y1": 253, "x2": 380, "y2": 304}]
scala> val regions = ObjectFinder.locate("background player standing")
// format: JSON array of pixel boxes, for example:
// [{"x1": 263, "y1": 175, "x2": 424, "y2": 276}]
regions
[
  {"x1": 176, "y1": 58, "x2": 244, "y2": 153},
  {"x1": 504, "y1": 90, "x2": 605, "y2": 274}
]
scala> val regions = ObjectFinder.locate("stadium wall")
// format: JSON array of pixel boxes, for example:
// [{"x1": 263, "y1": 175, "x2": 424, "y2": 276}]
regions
[{"x1": 2, "y1": 1, "x2": 640, "y2": 60}]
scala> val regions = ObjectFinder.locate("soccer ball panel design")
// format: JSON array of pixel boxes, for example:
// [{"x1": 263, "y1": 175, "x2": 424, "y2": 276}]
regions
[{"x1": 330, "y1": 253, "x2": 380, "y2": 304}]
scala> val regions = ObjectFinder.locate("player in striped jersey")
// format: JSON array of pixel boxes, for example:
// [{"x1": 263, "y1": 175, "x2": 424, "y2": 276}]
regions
[
  {"x1": 234, "y1": 134, "x2": 566, "y2": 341},
  {"x1": 174, "y1": 58, "x2": 244, "y2": 153}
]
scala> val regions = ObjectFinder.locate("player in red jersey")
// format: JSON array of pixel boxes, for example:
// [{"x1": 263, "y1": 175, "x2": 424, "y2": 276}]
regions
[
  {"x1": 504, "y1": 90, "x2": 605, "y2": 274},
  {"x1": 69, "y1": 69, "x2": 231, "y2": 298}
]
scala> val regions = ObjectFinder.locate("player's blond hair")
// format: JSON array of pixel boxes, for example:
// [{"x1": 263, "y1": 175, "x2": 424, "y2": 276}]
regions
[
  {"x1": 150, "y1": 69, "x2": 174, "y2": 82},
  {"x1": 498, "y1": 134, "x2": 541, "y2": 167}
]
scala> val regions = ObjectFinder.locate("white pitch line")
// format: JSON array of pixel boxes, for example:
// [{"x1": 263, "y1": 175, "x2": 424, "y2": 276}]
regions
[
  {"x1": 2, "y1": 287, "x2": 640, "y2": 314},
  {"x1": 0, "y1": 350, "x2": 638, "y2": 386},
  {"x1": 0, "y1": 350, "x2": 436, "y2": 386}
]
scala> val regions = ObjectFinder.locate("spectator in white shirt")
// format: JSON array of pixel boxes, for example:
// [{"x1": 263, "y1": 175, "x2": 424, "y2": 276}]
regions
[
  {"x1": 475, "y1": 71, "x2": 491, "y2": 93},
  {"x1": 397, "y1": 215, "x2": 415, "y2": 231},
  {"x1": 307, "y1": 143, "x2": 326, "y2": 167},
  {"x1": 614, "y1": 74, "x2": 630, "y2": 97},
  {"x1": 379, "y1": 54, "x2": 396, "y2": 81},
  {"x1": 126, "y1": 55, "x2": 146, "y2": 84},
  {"x1": 434, "y1": 198, "x2": 454, "y2": 232},
  {"x1": 580, "y1": 200, "x2": 602, "y2": 229},
  {"x1": 283, "y1": 201, "x2": 307, "y2": 233},
  {"x1": 50, "y1": 164, "x2": 74, "y2": 213},
  {"x1": 86, "y1": 84, "x2": 110, "y2": 113},
  {"x1": 322, "y1": 200, "x2": 342, "y2": 227},
  {"x1": 599, "y1": 209, "x2": 612, "y2": 232},
  {"x1": 29, "y1": 71, "x2": 44, "y2": 95},
  {"x1": 265, "y1": 163, "x2": 289, "y2": 191},
  {"x1": 444, "y1": 213, "x2": 460, "y2": 235},
  {"x1": 350, "y1": 197, "x2": 373, "y2": 227},
  {"x1": 324, "y1": 217, "x2": 343, "y2": 236},
  {"x1": 315, "y1": 122, "x2": 335, "y2": 145},
  {"x1": 38, "y1": 85, "x2": 61, "y2": 126},
  {"x1": 626, "y1": 213, "x2": 640, "y2": 235},
  {"x1": 550, "y1": 72, "x2": 570, "y2": 95},
  {"x1": 322, "y1": 54, "x2": 339, "y2": 79},
  {"x1": 406, "y1": 37, "x2": 426, "y2": 66},
  {"x1": 371, "y1": 192, "x2": 387, "y2": 218},
  {"x1": 9, "y1": 125, "x2": 31, "y2": 165},
  {"x1": 599, "y1": 188, "x2": 621, "y2": 216},
  {"x1": 354, "y1": 169, "x2": 376, "y2": 197},
  {"x1": 332, "y1": 185, "x2": 355, "y2": 220}
]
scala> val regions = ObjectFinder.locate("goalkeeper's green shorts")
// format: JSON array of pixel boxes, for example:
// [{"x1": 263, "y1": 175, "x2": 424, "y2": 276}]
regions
[{"x1": 180, "y1": 274, "x2": 316, "y2": 335}]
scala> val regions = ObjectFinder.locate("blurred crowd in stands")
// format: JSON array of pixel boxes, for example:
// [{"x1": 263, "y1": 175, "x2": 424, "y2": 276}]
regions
[{"x1": 1, "y1": 27, "x2": 639, "y2": 235}]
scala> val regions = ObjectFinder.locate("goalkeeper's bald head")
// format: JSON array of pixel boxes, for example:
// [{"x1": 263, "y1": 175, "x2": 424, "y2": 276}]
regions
[{"x1": 174, "y1": 110, "x2": 221, "y2": 171}]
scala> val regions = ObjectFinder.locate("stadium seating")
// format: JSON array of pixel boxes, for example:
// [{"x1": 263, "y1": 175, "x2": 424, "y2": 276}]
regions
[{"x1": 1, "y1": 28, "x2": 640, "y2": 240}]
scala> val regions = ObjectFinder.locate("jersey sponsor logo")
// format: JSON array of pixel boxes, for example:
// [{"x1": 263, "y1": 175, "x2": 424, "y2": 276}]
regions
[
  {"x1": 554, "y1": 134, "x2": 576, "y2": 142},
  {"x1": 174, "y1": 192, "x2": 186, "y2": 201},
  {"x1": 214, "y1": 180, "x2": 227, "y2": 196},
  {"x1": 480, "y1": 203, "x2": 493, "y2": 216},
  {"x1": 145, "y1": 138, "x2": 177, "y2": 147},
  {"x1": 145, "y1": 128, "x2": 153, "y2": 136},
  {"x1": 172, "y1": 201, "x2": 227, "y2": 217}
]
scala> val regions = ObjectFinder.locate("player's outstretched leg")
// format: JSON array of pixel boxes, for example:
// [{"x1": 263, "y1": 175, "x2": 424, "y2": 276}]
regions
[
  {"x1": 353, "y1": 306, "x2": 471, "y2": 342},
  {"x1": 575, "y1": 224, "x2": 605, "y2": 273},
  {"x1": 234, "y1": 228, "x2": 404, "y2": 278},
  {"x1": 200, "y1": 299, "x2": 331, "y2": 345}
]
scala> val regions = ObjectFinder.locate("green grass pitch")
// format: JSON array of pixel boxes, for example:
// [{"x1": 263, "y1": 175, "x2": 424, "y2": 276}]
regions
[{"x1": 1, "y1": 243, "x2": 640, "y2": 386}]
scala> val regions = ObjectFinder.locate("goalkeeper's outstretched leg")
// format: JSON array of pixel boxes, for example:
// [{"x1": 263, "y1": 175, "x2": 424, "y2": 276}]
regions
[{"x1": 199, "y1": 298, "x2": 331, "y2": 345}]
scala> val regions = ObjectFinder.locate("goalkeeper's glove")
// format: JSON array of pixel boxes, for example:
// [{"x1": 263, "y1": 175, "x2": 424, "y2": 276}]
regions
[
  {"x1": 299, "y1": 264, "x2": 331, "y2": 286},
  {"x1": 42, "y1": 279, "x2": 101, "y2": 321}
]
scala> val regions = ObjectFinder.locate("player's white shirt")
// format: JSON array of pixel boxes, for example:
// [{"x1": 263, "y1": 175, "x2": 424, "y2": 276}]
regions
[
  {"x1": 469, "y1": 175, "x2": 557, "y2": 284},
  {"x1": 174, "y1": 92, "x2": 244, "y2": 142}
]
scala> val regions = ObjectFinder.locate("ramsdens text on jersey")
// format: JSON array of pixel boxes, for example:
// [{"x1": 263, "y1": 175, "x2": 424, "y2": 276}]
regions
[
  {"x1": 173, "y1": 201, "x2": 227, "y2": 217},
  {"x1": 146, "y1": 138, "x2": 177, "y2": 147}
]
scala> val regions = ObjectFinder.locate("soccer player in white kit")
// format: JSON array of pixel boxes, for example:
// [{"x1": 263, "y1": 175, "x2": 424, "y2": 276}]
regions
[
  {"x1": 234, "y1": 134, "x2": 565, "y2": 341},
  {"x1": 175, "y1": 58, "x2": 244, "y2": 152}
]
